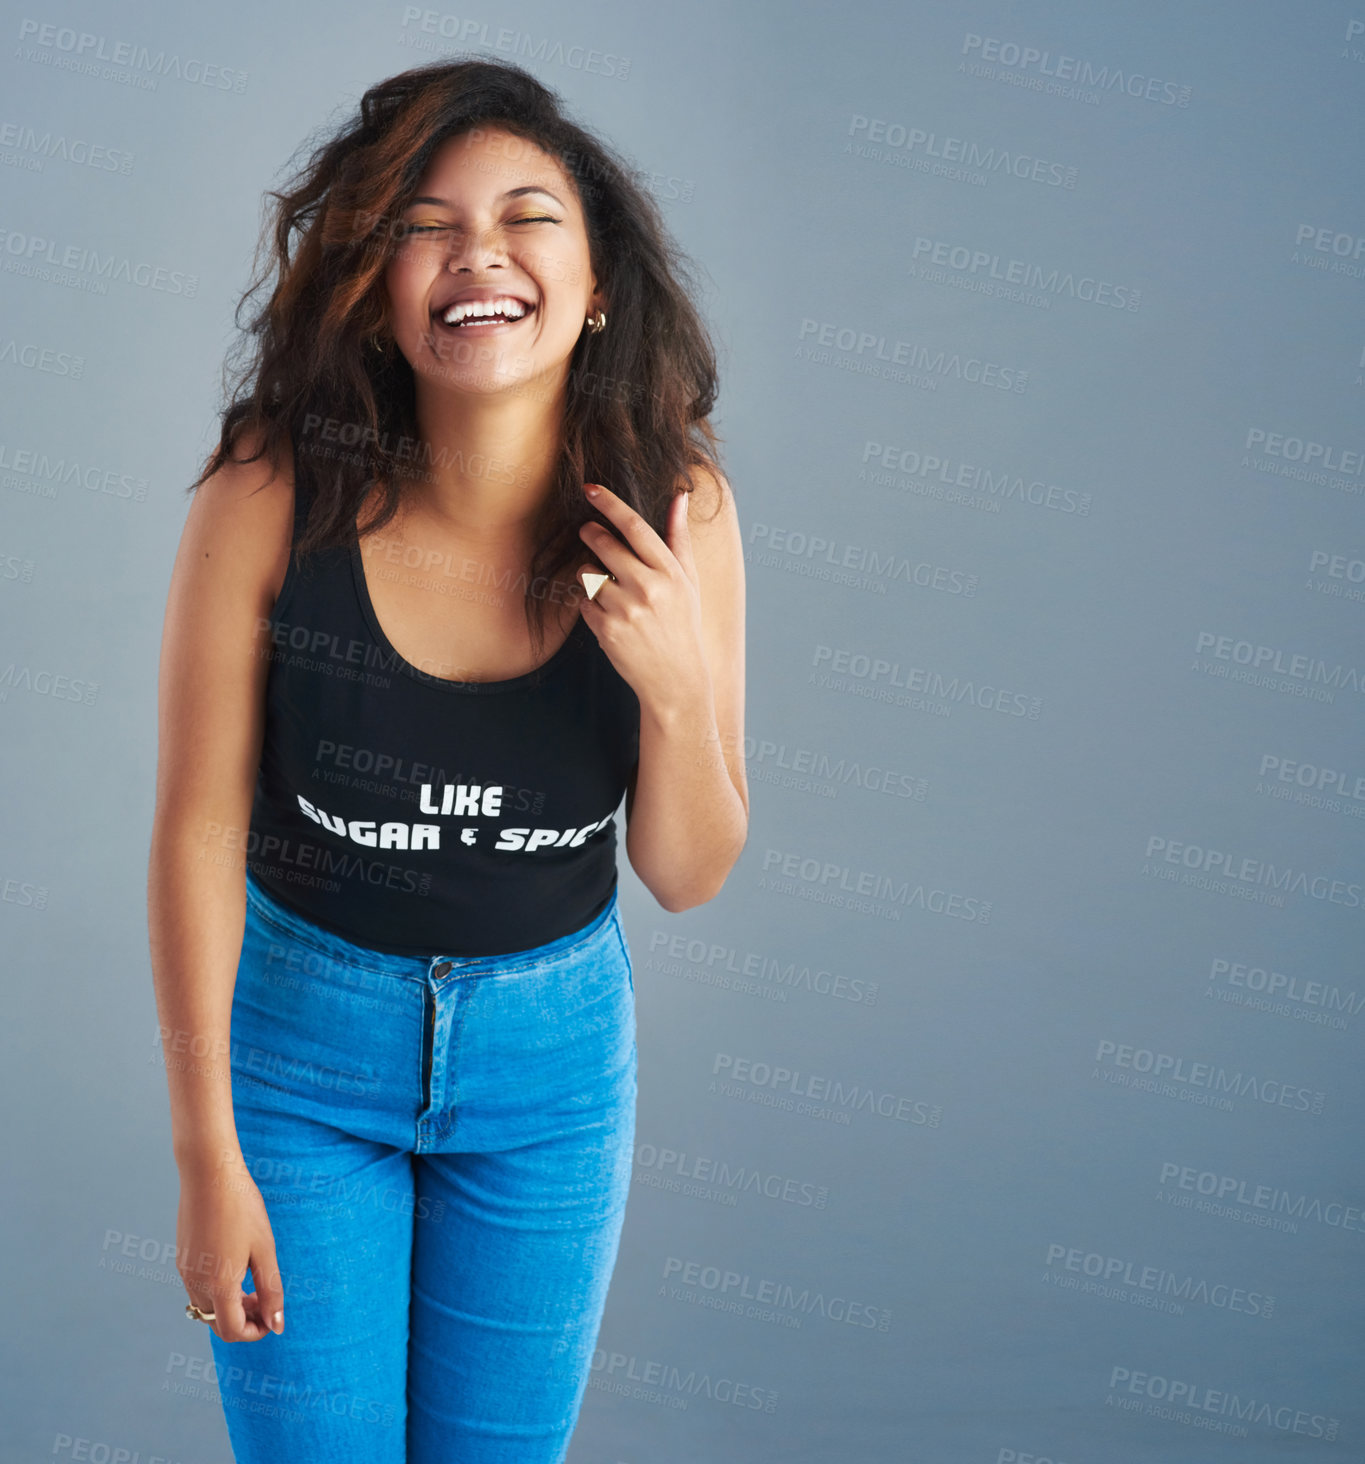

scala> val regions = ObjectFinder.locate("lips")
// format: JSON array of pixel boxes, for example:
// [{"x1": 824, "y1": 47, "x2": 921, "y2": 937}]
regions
[
  {"x1": 430, "y1": 287, "x2": 536, "y2": 331},
  {"x1": 431, "y1": 283, "x2": 533, "y2": 310},
  {"x1": 432, "y1": 308, "x2": 533, "y2": 343}
]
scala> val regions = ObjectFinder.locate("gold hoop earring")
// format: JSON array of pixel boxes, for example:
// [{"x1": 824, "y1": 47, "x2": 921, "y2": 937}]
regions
[{"x1": 586, "y1": 309, "x2": 607, "y2": 335}]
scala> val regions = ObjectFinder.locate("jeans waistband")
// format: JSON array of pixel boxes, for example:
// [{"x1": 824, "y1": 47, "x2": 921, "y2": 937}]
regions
[{"x1": 244, "y1": 871, "x2": 620, "y2": 984}]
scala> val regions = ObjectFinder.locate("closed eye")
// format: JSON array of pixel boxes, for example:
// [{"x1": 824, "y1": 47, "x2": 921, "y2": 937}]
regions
[{"x1": 403, "y1": 216, "x2": 560, "y2": 234}]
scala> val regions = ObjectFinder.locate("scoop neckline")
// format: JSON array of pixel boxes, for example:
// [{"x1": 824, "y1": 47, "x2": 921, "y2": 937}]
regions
[{"x1": 347, "y1": 530, "x2": 588, "y2": 695}]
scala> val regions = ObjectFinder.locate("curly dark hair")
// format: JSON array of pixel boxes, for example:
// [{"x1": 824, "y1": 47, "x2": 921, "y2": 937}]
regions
[{"x1": 192, "y1": 55, "x2": 725, "y2": 654}]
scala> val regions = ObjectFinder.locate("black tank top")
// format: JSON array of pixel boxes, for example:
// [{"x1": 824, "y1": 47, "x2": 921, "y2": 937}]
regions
[{"x1": 245, "y1": 470, "x2": 640, "y2": 957}]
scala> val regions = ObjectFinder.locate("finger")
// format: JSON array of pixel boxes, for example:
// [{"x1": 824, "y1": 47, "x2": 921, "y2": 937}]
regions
[
  {"x1": 185, "y1": 1289, "x2": 219, "y2": 1331},
  {"x1": 583, "y1": 484, "x2": 670, "y2": 571},
  {"x1": 577, "y1": 520, "x2": 640, "y2": 586},
  {"x1": 250, "y1": 1242, "x2": 286, "y2": 1336},
  {"x1": 577, "y1": 564, "x2": 616, "y2": 609},
  {"x1": 241, "y1": 1289, "x2": 273, "y2": 1339},
  {"x1": 214, "y1": 1281, "x2": 263, "y2": 1344}
]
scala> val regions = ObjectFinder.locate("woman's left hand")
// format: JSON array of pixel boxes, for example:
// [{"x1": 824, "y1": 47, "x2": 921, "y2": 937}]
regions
[{"x1": 576, "y1": 482, "x2": 710, "y2": 715}]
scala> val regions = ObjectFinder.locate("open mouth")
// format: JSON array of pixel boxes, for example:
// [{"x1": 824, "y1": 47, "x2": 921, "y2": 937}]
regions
[{"x1": 431, "y1": 297, "x2": 535, "y2": 334}]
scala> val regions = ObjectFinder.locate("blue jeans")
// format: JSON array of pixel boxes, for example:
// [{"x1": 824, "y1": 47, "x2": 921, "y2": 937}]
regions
[{"x1": 206, "y1": 871, "x2": 637, "y2": 1462}]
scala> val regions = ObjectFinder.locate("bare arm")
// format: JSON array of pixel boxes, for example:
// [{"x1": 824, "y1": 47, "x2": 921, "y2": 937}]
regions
[
  {"x1": 622, "y1": 466, "x2": 748, "y2": 911},
  {"x1": 148, "y1": 432, "x2": 293, "y2": 1170}
]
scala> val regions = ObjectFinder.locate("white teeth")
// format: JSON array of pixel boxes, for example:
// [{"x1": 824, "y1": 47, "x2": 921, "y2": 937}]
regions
[{"x1": 440, "y1": 297, "x2": 529, "y2": 326}]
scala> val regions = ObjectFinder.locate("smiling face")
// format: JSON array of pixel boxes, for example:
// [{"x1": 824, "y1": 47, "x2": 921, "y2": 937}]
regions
[{"x1": 381, "y1": 125, "x2": 602, "y2": 396}]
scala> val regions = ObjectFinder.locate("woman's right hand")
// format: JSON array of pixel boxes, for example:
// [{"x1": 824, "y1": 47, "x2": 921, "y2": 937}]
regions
[{"x1": 176, "y1": 1153, "x2": 285, "y2": 1343}]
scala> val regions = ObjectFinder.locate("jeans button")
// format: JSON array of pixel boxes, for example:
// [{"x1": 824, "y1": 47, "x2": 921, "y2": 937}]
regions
[{"x1": 433, "y1": 960, "x2": 453, "y2": 978}]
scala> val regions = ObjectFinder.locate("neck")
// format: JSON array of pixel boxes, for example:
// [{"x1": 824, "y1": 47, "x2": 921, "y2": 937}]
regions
[{"x1": 403, "y1": 371, "x2": 568, "y2": 549}]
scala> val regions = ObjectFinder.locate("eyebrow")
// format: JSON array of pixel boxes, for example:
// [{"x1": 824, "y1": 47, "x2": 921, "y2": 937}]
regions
[{"x1": 404, "y1": 185, "x2": 567, "y2": 210}]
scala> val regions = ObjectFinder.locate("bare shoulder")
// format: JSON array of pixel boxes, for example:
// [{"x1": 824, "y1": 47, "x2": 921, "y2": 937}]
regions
[
  {"x1": 182, "y1": 423, "x2": 296, "y2": 611},
  {"x1": 679, "y1": 461, "x2": 743, "y2": 597},
  {"x1": 680, "y1": 459, "x2": 737, "y2": 528}
]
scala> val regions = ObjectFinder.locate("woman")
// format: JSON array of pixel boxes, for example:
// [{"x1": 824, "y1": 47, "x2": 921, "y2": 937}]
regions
[{"x1": 147, "y1": 57, "x2": 747, "y2": 1462}]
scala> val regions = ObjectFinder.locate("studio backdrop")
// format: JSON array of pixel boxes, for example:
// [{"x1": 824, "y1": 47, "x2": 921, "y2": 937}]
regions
[{"x1": 1, "y1": 1, "x2": 1361, "y2": 1460}]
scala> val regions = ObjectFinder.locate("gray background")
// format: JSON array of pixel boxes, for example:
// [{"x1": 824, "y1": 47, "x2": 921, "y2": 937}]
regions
[{"x1": 2, "y1": 1, "x2": 1362, "y2": 1460}]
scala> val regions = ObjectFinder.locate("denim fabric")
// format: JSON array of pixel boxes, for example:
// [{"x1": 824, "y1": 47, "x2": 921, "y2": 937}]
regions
[{"x1": 205, "y1": 871, "x2": 636, "y2": 1463}]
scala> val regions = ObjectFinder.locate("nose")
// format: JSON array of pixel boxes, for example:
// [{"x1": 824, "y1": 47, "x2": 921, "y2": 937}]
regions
[{"x1": 443, "y1": 224, "x2": 508, "y2": 273}]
